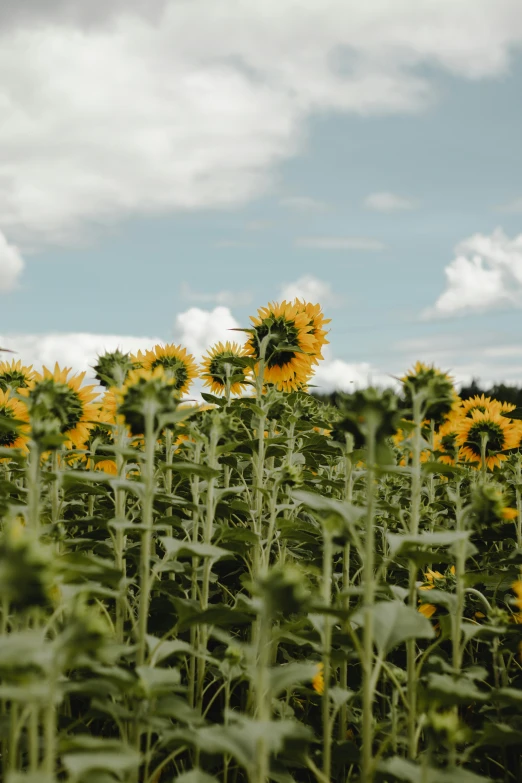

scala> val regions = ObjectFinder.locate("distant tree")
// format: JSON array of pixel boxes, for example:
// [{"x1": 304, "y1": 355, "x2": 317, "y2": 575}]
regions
[{"x1": 459, "y1": 379, "x2": 522, "y2": 407}]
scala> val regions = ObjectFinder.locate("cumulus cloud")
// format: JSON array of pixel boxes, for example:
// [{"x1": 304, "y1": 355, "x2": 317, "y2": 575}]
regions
[
  {"x1": 0, "y1": 231, "x2": 24, "y2": 290},
  {"x1": 1, "y1": 2, "x2": 522, "y2": 243},
  {"x1": 425, "y1": 228, "x2": 522, "y2": 317},
  {"x1": 0, "y1": 332, "x2": 161, "y2": 377},
  {"x1": 280, "y1": 197, "x2": 328, "y2": 212},
  {"x1": 364, "y1": 191, "x2": 418, "y2": 212},
  {"x1": 279, "y1": 275, "x2": 338, "y2": 306},
  {"x1": 296, "y1": 236, "x2": 385, "y2": 251},
  {"x1": 310, "y1": 348, "x2": 391, "y2": 391},
  {"x1": 174, "y1": 306, "x2": 240, "y2": 358}
]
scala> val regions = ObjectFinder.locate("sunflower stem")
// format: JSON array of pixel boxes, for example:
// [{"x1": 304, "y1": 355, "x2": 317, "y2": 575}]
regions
[
  {"x1": 321, "y1": 530, "x2": 334, "y2": 781},
  {"x1": 407, "y1": 392, "x2": 423, "y2": 761},
  {"x1": 136, "y1": 401, "x2": 157, "y2": 669}
]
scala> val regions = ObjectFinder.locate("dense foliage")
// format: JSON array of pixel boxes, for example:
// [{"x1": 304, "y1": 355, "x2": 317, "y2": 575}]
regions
[{"x1": 0, "y1": 301, "x2": 522, "y2": 783}]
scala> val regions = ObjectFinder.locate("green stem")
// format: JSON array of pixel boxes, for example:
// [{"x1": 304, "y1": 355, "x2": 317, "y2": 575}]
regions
[
  {"x1": 322, "y1": 532, "x2": 334, "y2": 781},
  {"x1": 136, "y1": 403, "x2": 157, "y2": 668},
  {"x1": 254, "y1": 602, "x2": 271, "y2": 783},
  {"x1": 407, "y1": 394, "x2": 423, "y2": 760},
  {"x1": 361, "y1": 423, "x2": 377, "y2": 783}
]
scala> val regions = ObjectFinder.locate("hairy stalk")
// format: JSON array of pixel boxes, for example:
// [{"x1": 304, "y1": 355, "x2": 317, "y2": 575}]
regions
[
  {"x1": 450, "y1": 480, "x2": 465, "y2": 768},
  {"x1": 197, "y1": 420, "x2": 219, "y2": 710},
  {"x1": 189, "y1": 440, "x2": 203, "y2": 710},
  {"x1": 361, "y1": 422, "x2": 377, "y2": 783},
  {"x1": 322, "y1": 531, "x2": 334, "y2": 781},
  {"x1": 114, "y1": 424, "x2": 128, "y2": 648},
  {"x1": 407, "y1": 393, "x2": 423, "y2": 760},
  {"x1": 254, "y1": 600, "x2": 271, "y2": 783},
  {"x1": 136, "y1": 403, "x2": 157, "y2": 668},
  {"x1": 340, "y1": 446, "x2": 353, "y2": 742}
]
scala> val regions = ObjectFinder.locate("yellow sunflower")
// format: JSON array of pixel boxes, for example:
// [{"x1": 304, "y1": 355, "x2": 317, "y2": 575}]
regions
[
  {"x1": 456, "y1": 408, "x2": 519, "y2": 470},
  {"x1": 293, "y1": 300, "x2": 330, "y2": 362},
  {"x1": 246, "y1": 300, "x2": 315, "y2": 391},
  {"x1": 201, "y1": 341, "x2": 250, "y2": 396},
  {"x1": 312, "y1": 662, "x2": 324, "y2": 695},
  {"x1": 23, "y1": 364, "x2": 100, "y2": 449},
  {"x1": 433, "y1": 413, "x2": 461, "y2": 465},
  {"x1": 139, "y1": 344, "x2": 198, "y2": 395},
  {"x1": 0, "y1": 359, "x2": 34, "y2": 392},
  {"x1": 459, "y1": 394, "x2": 503, "y2": 418},
  {"x1": 0, "y1": 389, "x2": 30, "y2": 453}
]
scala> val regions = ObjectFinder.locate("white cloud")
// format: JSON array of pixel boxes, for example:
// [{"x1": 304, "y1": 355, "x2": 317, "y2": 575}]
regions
[
  {"x1": 174, "y1": 306, "x2": 240, "y2": 358},
  {"x1": 279, "y1": 275, "x2": 338, "y2": 306},
  {"x1": 280, "y1": 196, "x2": 328, "y2": 212},
  {"x1": 0, "y1": 332, "x2": 161, "y2": 377},
  {"x1": 296, "y1": 236, "x2": 385, "y2": 251},
  {"x1": 311, "y1": 348, "x2": 391, "y2": 391},
  {"x1": 181, "y1": 283, "x2": 252, "y2": 307},
  {"x1": 425, "y1": 228, "x2": 522, "y2": 317},
  {"x1": 364, "y1": 191, "x2": 418, "y2": 212},
  {"x1": 0, "y1": 231, "x2": 24, "y2": 290},
  {"x1": 1, "y1": 3, "x2": 522, "y2": 244}
]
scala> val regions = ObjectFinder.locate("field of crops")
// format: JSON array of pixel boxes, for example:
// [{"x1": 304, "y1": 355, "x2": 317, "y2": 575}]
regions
[{"x1": 0, "y1": 298, "x2": 522, "y2": 783}]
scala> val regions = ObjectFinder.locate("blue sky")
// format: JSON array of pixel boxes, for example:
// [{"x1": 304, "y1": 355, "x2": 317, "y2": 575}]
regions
[{"x1": 0, "y1": 1, "x2": 522, "y2": 391}]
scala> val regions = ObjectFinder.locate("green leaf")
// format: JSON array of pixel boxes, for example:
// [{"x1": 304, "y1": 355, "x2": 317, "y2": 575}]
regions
[
  {"x1": 136, "y1": 665, "x2": 181, "y2": 696},
  {"x1": 61, "y1": 737, "x2": 140, "y2": 777},
  {"x1": 269, "y1": 662, "x2": 318, "y2": 696},
  {"x1": 421, "y1": 461, "x2": 466, "y2": 477},
  {"x1": 0, "y1": 630, "x2": 53, "y2": 672},
  {"x1": 424, "y1": 673, "x2": 489, "y2": 706},
  {"x1": 160, "y1": 537, "x2": 231, "y2": 561},
  {"x1": 162, "y1": 461, "x2": 221, "y2": 479},
  {"x1": 176, "y1": 771, "x2": 220, "y2": 783},
  {"x1": 352, "y1": 601, "x2": 434, "y2": 654},
  {"x1": 378, "y1": 757, "x2": 491, "y2": 782},
  {"x1": 387, "y1": 531, "x2": 469, "y2": 558}
]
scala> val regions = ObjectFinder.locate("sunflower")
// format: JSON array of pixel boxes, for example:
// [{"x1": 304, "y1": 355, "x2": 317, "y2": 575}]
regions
[
  {"x1": 246, "y1": 300, "x2": 316, "y2": 391},
  {"x1": 93, "y1": 349, "x2": 135, "y2": 388},
  {"x1": 0, "y1": 359, "x2": 34, "y2": 392},
  {"x1": 139, "y1": 344, "x2": 198, "y2": 395},
  {"x1": 433, "y1": 414, "x2": 461, "y2": 465},
  {"x1": 201, "y1": 341, "x2": 250, "y2": 396},
  {"x1": 456, "y1": 408, "x2": 519, "y2": 470},
  {"x1": 294, "y1": 300, "x2": 330, "y2": 362},
  {"x1": 0, "y1": 390, "x2": 30, "y2": 452},
  {"x1": 22, "y1": 364, "x2": 100, "y2": 449},
  {"x1": 117, "y1": 366, "x2": 182, "y2": 436},
  {"x1": 312, "y1": 662, "x2": 324, "y2": 695},
  {"x1": 459, "y1": 394, "x2": 503, "y2": 418},
  {"x1": 401, "y1": 361, "x2": 457, "y2": 424}
]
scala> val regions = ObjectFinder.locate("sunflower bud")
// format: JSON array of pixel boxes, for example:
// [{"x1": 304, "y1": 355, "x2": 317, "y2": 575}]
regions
[
  {"x1": 93, "y1": 349, "x2": 135, "y2": 388},
  {"x1": 118, "y1": 367, "x2": 181, "y2": 436}
]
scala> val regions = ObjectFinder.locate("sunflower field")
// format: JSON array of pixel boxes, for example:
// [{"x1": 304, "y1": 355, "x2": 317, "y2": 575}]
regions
[{"x1": 1, "y1": 299, "x2": 522, "y2": 783}]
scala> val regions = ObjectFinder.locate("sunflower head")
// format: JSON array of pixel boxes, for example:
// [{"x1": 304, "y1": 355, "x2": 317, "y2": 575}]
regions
[
  {"x1": 293, "y1": 300, "x2": 331, "y2": 362},
  {"x1": 433, "y1": 415, "x2": 461, "y2": 465},
  {"x1": 93, "y1": 349, "x2": 135, "y2": 388},
  {"x1": 460, "y1": 394, "x2": 502, "y2": 418},
  {"x1": 245, "y1": 300, "x2": 316, "y2": 391},
  {"x1": 201, "y1": 341, "x2": 251, "y2": 396},
  {"x1": 312, "y1": 663, "x2": 324, "y2": 695},
  {"x1": 0, "y1": 390, "x2": 30, "y2": 453},
  {"x1": 471, "y1": 482, "x2": 517, "y2": 529},
  {"x1": 401, "y1": 362, "x2": 457, "y2": 425},
  {"x1": 117, "y1": 367, "x2": 182, "y2": 436},
  {"x1": 140, "y1": 344, "x2": 198, "y2": 395},
  {"x1": 0, "y1": 359, "x2": 34, "y2": 392},
  {"x1": 456, "y1": 408, "x2": 519, "y2": 470},
  {"x1": 21, "y1": 364, "x2": 100, "y2": 450},
  {"x1": 332, "y1": 388, "x2": 399, "y2": 458}
]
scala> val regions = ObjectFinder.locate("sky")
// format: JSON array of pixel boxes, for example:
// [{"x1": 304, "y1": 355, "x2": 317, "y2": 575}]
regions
[{"x1": 1, "y1": 0, "x2": 522, "y2": 393}]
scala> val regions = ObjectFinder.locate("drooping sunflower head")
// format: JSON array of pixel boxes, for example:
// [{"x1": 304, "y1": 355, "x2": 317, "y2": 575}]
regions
[
  {"x1": 0, "y1": 390, "x2": 30, "y2": 453},
  {"x1": 21, "y1": 364, "x2": 100, "y2": 450},
  {"x1": 93, "y1": 349, "x2": 135, "y2": 388},
  {"x1": 456, "y1": 408, "x2": 519, "y2": 470},
  {"x1": 293, "y1": 300, "x2": 330, "y2": 362},
  {"x1": 117, "y1": 366, "x2": 182, "y2": 436},
  {"x1": 246, "y1": 300, "x2": 315, "y2": 391},
  {"x1": 140, "y1": 344, "x2": 198, "y2": 395},
  {"x1": 471, "y1": 482, "x2": 518, "y2": 528},
  {"x1": 201, "y1": 341, "x2": 251, "y2": 396},
  {"x1": 401, "y1": 361, "x2": 457, "y2": 425},
  {"x1": 0, "y1": 359, "x2": 34, "y2": 392}
]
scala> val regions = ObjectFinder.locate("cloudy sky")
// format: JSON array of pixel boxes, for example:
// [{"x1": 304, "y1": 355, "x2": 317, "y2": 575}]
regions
[{"x1": 1, "y1": 0, "x2": 522, "y2": 391}]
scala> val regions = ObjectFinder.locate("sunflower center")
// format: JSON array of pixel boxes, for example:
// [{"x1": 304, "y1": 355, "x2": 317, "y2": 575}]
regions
[
  {"x1": 151, "y1": 357, "x2": 188, "y2": 390},
  {"x1": 0, "y1": 371, "x2": 29, "y2": 391},
  {"x1": 0, "y1": 405, "x2": 20, "y2": 446},
  {"x1": 466, "y1": 420, "x2": 506, "y2": 455},
  {"x1": 254, "y1": 317, "x2": 300, "y2": 369},
  {"x1": 31, "y1": 380, "x2": 84, "y2": 433}
]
